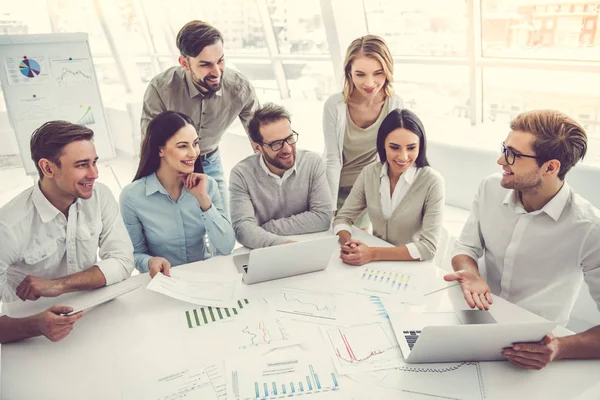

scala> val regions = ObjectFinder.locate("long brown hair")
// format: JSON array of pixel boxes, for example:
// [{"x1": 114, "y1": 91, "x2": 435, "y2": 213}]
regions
[{"x1": 133, "y1": 111, "x2": 203, "y2": 181}]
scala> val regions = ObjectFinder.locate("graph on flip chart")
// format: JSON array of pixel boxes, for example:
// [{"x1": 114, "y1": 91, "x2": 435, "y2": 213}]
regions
[
  {"x1": 359, "y1": 268, "x2": 420, "y2": 295},
  {"x1": 323, "y1": 321, "x2": 405, "y2": 374},
  {"x1": 276, "y1": 288, "x2": 337, "y2": 320},
  {"x1": 184, "y1": 299, "x2": 250, "y2": 329},
  {"x1": 50, "y1": 57, "x2": 94, "y2": 86},
  {"x1": 230, "y1": 358, "x2": 339, "y2": 399}
]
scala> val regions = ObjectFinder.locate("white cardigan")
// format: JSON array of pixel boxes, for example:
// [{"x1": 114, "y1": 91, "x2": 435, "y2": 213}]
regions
[{"x1": 322, "y1": 92, "x2": 403, "y2": 210}]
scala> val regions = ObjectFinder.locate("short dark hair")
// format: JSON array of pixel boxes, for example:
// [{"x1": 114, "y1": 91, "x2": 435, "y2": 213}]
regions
[
  {"x1": 377, "y1": 108, "x2": 430, "y2": 168},
  {"x1": 134, "y1": 111, "x2": 202, "y2": 181},
  {"x1": 248, "y1": 103, "x2": 292, "y2": 143},
  {"x1": 510, "y1": 109, "x2": 587, "y2": 180},
  {"x1": 30, "y1": 121, "x2": 94, "y2": 178},
  {"x1": 176, "y1": 20, "x2": 223, "y2": 58}
]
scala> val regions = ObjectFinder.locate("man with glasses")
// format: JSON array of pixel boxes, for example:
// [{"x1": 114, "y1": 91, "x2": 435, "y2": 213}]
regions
[
  {"x1": 445, "y1": 110, "x2": 600, "y2": 369},
  {"x1": 229, "y1": 103, "x2": 332, "y2": 249}
]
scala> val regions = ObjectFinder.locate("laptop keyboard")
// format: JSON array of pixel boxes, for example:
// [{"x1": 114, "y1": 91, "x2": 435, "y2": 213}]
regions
[{"x1": 403, "y1": 330, "x2": 422, "y2": 350}]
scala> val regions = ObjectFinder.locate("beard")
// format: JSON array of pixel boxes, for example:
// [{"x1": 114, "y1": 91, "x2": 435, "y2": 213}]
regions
[
  {"x1": 262, "y1": 148, "x2": 296, "y2": 171},
  {"x1": 501, "y1": 167, "x2": 543, "y2": 193},
  {"x1": 190, "y1": 69, "x2": 222, "y2": 93}
]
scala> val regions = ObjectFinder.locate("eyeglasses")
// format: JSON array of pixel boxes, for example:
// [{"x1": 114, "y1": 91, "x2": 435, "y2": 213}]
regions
[
  {"x1": 501, "y1": 142, "x2": 542, "y2": 165},
  {"x1": 261, "y1": 132, "x2": 299, "y2": 151}
]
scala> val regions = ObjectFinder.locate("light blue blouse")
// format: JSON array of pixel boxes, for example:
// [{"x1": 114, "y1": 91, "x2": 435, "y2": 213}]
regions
[{"x1": 119, "y1": 173, "x2": 235, "y2": 272}]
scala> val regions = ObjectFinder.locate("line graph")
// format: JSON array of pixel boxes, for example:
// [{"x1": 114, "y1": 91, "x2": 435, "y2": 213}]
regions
[
  {"x1": 50, "y1": 57, "x2": 94, "y2": 86},
  {"x1": 323, "y1": 321, "x2": 405, "y2": 374},
  {"x1": 276, "y1": 288, "x2": 337, "y2": 320},
  {"x1": 238, "y1": 317, "x2": 288, "y2": 350}
]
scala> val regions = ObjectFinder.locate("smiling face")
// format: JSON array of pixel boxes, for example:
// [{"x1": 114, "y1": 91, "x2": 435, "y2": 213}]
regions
[
  {"x1": 159, "y1": 124, "x2": 200, "y2": 176},
  {"x1": 498, "y1": 130, "x2": 544, "y2": 191},
  {"x1": 179, "y1": 41, "x2": 225, "y2": 93},
  {"x1": 255, "y1": 118, "x2": 296, "y2": 173},
  {"x1": 50, "y1": 140, "x2": 99, "y2": 200},
  {"x1": 385, "y1": 128, "x2": 420, "y2": 176},
  {"x1": 350, "y1": 55, "x2": 386, "y2": 98}
]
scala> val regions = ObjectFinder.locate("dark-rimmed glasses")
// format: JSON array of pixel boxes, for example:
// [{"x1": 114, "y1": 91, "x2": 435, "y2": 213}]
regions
[
  {"x1": 261, "y1": 132, "x2": 299, "y2": 151},
  {"x1": 501, "y1": 142, "x2": 543, "y2": 165}
]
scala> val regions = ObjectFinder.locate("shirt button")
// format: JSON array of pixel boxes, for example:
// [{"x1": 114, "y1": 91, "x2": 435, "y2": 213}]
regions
[{"x1": 90, "y1": 232, "x2": 94, "y2": 237}]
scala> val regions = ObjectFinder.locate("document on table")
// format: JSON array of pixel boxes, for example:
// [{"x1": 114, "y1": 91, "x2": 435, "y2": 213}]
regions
[
  {"x1": 354, "y1": 267, "x2": 425, "y2": 305},
  {"x1": 122, "y1": 362, "x2": 227, "y2": 400},
  {"x1": 147, "y1": 269, "x2": 242, "y2": 307}
]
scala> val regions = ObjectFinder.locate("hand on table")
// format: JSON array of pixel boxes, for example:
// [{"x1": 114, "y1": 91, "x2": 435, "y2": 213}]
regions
[
  {"x1": 16, "y1": 275, "x2": 64, "y2": 301},
  {"x1": 35, "y1": 306, "x2": 84, "y2": 342},
  {"x1": 148, "y1": 257, "x2": 171, "y2": 278},
  {"x1": 340, "y1": 240, "x2": 373, "y2": 266},
  {"x1": 502, "y1": 335, "x2": 561, "y2": 370},
  {"x1": 443, "y1": 270, "x2": 493, "y2": 310}
]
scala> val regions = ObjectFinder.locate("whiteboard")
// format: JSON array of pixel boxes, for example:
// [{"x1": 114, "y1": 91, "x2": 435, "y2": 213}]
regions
[{"x1": 0, "y1": 33, "x2": 115, "y2": 175}]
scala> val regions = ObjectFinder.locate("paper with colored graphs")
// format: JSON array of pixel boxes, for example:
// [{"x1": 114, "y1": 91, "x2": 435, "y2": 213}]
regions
[
  {"x1": 356, "y1": 267, "x2": 425, "y2": 305},
  {"x1": 227, "y1": 353, "x2": 341, "y2": 399},
  {"x1": 147, "y1": 269, "x2": 242, "y2": 307}
]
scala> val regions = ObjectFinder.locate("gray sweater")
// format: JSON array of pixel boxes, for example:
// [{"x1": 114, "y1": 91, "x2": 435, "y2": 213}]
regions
[
  {"x1": 230, "y1": 150, "x2": 333, "y2": 249},
  {"x1": 333, "y1": 163, "x2": 445, "y2": 261}
]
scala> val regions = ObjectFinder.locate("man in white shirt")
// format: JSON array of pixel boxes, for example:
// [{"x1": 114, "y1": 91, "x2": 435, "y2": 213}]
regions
[
  {"x1": 0, "y1": 121, "x2": 134, "y2": 344},
  {"x1": 445, "y1": 109, "x2": 600, "y2": 369}
]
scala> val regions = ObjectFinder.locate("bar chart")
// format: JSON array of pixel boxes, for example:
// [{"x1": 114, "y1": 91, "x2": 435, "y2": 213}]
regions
[
  {"x1": 184, "y1": 299, "x2": 250, "y2": 328},
  {"x1": 360, "y1": 268, "x2": 419, "y2": 294},
  {"x1": 230, "y1": 358, "x2": 339, "y2": 399}
]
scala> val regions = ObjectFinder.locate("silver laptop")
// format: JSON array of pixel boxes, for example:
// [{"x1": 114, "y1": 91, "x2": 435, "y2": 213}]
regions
[
  {"x1": 389, "y1": 310, "x2": 557, "y2": 363},
  {"x1": 233, "y1": 236, "x2": 338, "y2": 284}
]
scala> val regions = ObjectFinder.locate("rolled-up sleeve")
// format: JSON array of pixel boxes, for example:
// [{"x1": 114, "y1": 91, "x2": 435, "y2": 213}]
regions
[{"x1": 96, "y1": 185, "x2": 134, "y2": 284}]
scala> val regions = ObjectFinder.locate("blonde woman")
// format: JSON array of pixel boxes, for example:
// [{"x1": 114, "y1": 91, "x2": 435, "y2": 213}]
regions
[{"x1": 323, "y1": 35, "x2": 403, "y2": 227}]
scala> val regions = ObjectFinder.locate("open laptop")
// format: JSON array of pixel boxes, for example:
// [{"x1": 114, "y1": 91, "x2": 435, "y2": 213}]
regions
[
  {"x1": 233, "y1": 236, "x2": 338, "y2": 284},
  {"x1": 388, "y1": 310, "x2": 557, "y2": 363}
]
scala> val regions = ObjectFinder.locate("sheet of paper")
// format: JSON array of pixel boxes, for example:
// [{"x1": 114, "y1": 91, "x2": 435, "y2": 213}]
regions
[
  {"x1": 122, "y1": 362, "x2": 227, "y2": 400},
  {"x1": 146, "y1": 269, "x2": 242, "y2": 307},
  {"x1": 227, "y1": 352, "x2": 341, "y2": 399},
  {"x1": 275, "y1": 287, "x2": 338, "y2": 321},
  {"x1": 3, "y1": 277, "x2": 141, "y2": 318},
  {"x1": 321, "y1": 320, "x2": 405, "y2": 375},
  {"x1": 352, "y1": 267, "x2": 425, "y2": 305}
]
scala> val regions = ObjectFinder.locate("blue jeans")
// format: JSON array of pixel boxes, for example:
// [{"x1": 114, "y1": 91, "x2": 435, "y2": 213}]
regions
[{"x1": 202, "y1": 149, "x2": 229, "y2": 218}]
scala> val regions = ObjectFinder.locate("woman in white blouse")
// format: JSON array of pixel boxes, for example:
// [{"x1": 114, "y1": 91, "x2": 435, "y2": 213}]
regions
[
  {"x1": 333, "y1": 108, "x2": 445, "y2": 265},
  {"x1": 323, "y1": 35, "x2": 403, "y2": 228}
]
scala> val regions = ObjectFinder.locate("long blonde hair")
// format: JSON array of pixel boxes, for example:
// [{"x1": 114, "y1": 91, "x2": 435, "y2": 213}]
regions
[{"x1": 342, "y1": 35, "x2": 394, "y2": 103}]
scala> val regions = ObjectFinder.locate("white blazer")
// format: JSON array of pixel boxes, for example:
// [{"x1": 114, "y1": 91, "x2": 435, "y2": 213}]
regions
[{"x1": 322, "y1": 92, "x2": 403, "y2": 210}]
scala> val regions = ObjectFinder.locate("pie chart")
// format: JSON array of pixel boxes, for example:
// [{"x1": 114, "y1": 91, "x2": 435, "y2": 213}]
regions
[{"x1": 19, "y1": 58, "x2": 41, "y2": 78}]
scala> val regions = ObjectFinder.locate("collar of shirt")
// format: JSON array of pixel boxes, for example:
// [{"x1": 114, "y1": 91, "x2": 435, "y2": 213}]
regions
[
  {"x1": 259, "y1": 155, "x2": 297, "y2": 185},
  {"x1": 502, "y1": 181, "x2": 570, "y2": 221},
  {"x1": 185, "y1": 71, "x2": 224, "y2": 99},
  {"x1": 379, "y1": 162, "x2": 417, "y2": 185},
  {"x1": 32, "y1": 181, "x2": 81, "y2": 222}
]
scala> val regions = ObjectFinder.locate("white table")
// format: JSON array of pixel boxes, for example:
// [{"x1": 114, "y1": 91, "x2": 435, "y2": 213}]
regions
[{"x1": 2, "y1": 229, "x2": 600, "y2": 399}]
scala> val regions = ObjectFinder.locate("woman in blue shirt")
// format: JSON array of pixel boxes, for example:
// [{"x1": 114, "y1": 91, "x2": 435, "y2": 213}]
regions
[{"x1": 120, "y1": 111, "x2": 235, "y2": 277}]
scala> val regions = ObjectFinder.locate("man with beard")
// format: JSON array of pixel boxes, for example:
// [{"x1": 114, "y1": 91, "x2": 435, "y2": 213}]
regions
[
  {"x1": 229, "y1": 103, "x2": 332, "y2": 249},
  {"x1": 445, "y1": 109, "x2": 600, "y2": 370},
  {"x1": 141, "y1": 20, "x2": 259, "y2": 216}
]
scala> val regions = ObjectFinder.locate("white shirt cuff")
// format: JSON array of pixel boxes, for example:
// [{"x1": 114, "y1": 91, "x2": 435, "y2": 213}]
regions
[
  {"x1": 333, "y1": 223, "x2": 353, "y2": 236},
  {"x1": 406, "y1": 243, "x2": 422, "y2": 260}
]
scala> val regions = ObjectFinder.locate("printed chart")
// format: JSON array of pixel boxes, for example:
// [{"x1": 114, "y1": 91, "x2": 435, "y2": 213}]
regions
[
  {"x1": 358, "y1": 268, "x2": 423, "y2": 301},
  {"x1": 323, "y1": 321, "x2": 404, "y2": 374},
  {"x1": 4, "y1": 56, "x2": 51, "y2": 85},
  {"x1": 230, "y1": 358, "x2": 339, "y2": 399},
  {"x1": 236, "y1": 317, "x2": 289, "y2": 350},
  {"x1": 59, "y1": 104, "x2": 96, "y2": 126},
  {"x1": 276, "y1": 288, "x2": 337, "y2": 320},
  {"x1": 184, "y1": 299, "x2": 250, "y2": 329},
  {"x1": 50, "y1": 57, "x2": 94, "y2": 86},
  {"x1": 122, "y1": 363, "x2": 227, "y2": 400}
]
